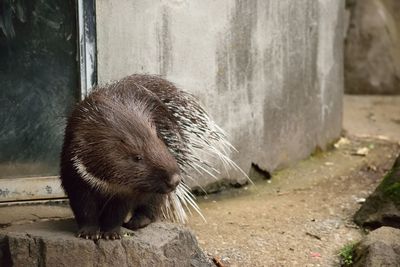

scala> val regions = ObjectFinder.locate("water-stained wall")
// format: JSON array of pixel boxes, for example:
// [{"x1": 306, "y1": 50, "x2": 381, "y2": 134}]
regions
[{"x1": 96, "y1": 0, "x2": 344, "y2": 187}]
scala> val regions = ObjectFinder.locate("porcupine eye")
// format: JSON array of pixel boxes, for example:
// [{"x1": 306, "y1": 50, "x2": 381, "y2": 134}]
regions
[{"x1": 131, "y1": 155, "x2": 143, "y2": 162}]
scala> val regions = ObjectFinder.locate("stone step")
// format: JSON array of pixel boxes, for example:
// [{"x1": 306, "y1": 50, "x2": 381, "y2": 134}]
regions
[{"x1": 0, "y1": 219, "x2": 211, "y2": 267}]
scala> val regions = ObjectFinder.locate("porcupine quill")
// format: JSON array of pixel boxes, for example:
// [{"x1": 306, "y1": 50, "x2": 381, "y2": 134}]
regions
[{"x1": 159, "y1": 87, "x2": 251, "y2": 223}]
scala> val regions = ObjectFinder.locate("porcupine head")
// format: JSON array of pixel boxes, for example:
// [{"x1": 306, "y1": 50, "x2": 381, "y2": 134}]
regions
[
  {"x1": 72, "y1": 92, "x2": 181, "y2": 195},
  {"x1": 63, "y1": 88, "x2": 182, "y2": 239}
]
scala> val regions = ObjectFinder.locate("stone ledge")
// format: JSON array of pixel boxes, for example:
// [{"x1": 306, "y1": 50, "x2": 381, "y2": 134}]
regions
[{"x1": 0, "y1": 219, "x2": 211, "y2": 267}]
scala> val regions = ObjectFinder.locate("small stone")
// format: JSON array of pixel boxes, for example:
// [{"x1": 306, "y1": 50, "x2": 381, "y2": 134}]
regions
[
  {"x1": 221, "y1": 256, "x2": 230, "y2": 262},
  {"x1": 353, "y1": 227, "x2": 400, "y2": 267},
  {"x1": 355, "y1": 198, "x2": 366, "y2": 204},
  {"x1": 334, "y1": 137, "x2": 350, "y2": 148},
  {"x1": 354, "y1": 147, "x2": 369, "y2": 156}
]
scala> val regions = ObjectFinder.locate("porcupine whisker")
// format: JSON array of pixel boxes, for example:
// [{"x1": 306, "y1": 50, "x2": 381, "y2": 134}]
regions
[
  {"x1": 161, "y1": 198, "x2": 173, "y2": 221},
  {"x1": 191, "y1": 162, "x2": 218, "y2": 179},
  {"x1": 179, "y1": 171, "x2": 198, "y2": 184},
  {"x1": 181, "y1": 173, "x2": 208, "y2": 194},
  {"x1": 177, "y1": 184, "x2": 205, "y2": 222},
  {"x1": 185, "y1": 174, "x2": 208, "y2": 194},
  {"x1": 193, "y1": 159, "x2": 220, "y2": 175},
  {"x1": 191, "y1": 143, "x2": 230, "y2": 166},
  {"x1": 174, "y1": 187, "x2": 193, "y2": 216},
  {"x1": 190, "y1": 135, "x2": 229, "y2": 155},
  {"x1": 175, "y1": 196, "x2": 189, "y2": 222},
  {"x1": 169, "y1": 192, "x2": 186, "y2": 223},
  {"x1": 164, "y1": 193, "x2": 179, "y2": 222},
  {"x1": 207, "y1": 144, "x2": 235, "y2": 166},
  {"x1": 179, "y1": 183, "x2": 199, "y2": 207},
  {"x1": 187, "y1": 162, "x2": 204, "y2": 176},
  {"x1": 195, "y1": 147, "x2": 230, "y2": 170}
]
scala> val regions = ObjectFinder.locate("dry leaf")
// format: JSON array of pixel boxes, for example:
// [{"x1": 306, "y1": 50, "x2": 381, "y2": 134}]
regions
[
  {"x1": 355, "y1": 147, "x2": 369, "y2": 156},
  {"x1": 334, "y1": 137, "x2": 350, "y2": 148}
]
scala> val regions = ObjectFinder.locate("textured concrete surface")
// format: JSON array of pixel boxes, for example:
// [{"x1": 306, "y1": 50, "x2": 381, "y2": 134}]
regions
[
  {"x1": 96, "y1": 0, "x2": 345, "y2": 187},
  {"x1": 345, "y1": 0, "x2": 400, "y2": 94},
  {"x1": 0, "y1": 220, "x2": 211, "y2": 267}
]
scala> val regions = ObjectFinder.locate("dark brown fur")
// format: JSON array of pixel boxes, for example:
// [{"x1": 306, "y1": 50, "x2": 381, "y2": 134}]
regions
[{"x1": 60, "y1": 75, "x2": 183, "y2": 240}]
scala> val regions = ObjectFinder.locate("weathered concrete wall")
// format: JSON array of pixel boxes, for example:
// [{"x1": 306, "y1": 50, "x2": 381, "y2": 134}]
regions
[{"x1": 96, "y1": 0, "x2": 344, "y2": 186}]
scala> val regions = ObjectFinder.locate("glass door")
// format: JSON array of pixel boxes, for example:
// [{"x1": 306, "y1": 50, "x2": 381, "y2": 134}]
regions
[{"x1": 0, "y1": 0, "x2": 96, "y2": 202}]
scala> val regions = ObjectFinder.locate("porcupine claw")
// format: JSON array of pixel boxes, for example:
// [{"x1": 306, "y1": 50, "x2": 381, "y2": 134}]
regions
[
  {"x1": 102, "y1": 230, "x2": 122, "y2": 240},
  {"x1": 77, "y1": 227, "x2": 101, "y2": 241}
]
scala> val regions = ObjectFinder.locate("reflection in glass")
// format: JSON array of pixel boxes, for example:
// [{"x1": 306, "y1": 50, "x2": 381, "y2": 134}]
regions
[{"x1": 0, "y1": 0, "x2": 78, "y2": 178}]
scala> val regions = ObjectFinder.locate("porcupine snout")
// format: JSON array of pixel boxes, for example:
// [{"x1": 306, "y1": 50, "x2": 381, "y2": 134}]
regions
[
  {"x1": 166, "y1": 173, "x2": 181, "y2": 190},
  {"x1": 158, "y1": 164, "x2": 181, "y2": 193},
  {"x1": 149, "y1": 137, "x2": 182, "y2": 193}
]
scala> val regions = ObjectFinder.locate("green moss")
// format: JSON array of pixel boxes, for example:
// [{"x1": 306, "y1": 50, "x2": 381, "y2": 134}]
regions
[
  {"x1": 376, "y1": 163, "x2": 400, "y2": 204},
  {"x1": 384, "y1": 182, "x2": 400, "y2": 203},
  {"x1": 378, "y1": 169, "x2": 395, "y2": 189},
  {"x1": 310, "y1": 145, "x2": 324, "y2": 157},
  {"x1": 339, "y1": 242, "x2": 356, "y2": 266}
]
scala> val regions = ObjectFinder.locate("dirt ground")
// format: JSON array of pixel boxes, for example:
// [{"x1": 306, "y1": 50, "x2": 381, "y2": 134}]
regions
[
  {"x1": 343, "y1": 95, "x2": 400, "y2": 142},
  {"x1": 188, "y1": 95, "x2": 400, "y2": 267}
]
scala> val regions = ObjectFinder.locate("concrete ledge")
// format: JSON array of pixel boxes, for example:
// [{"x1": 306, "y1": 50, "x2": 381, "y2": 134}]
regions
[{"x1": 0, "y1": 219, "x2": 211, "y2": 267}]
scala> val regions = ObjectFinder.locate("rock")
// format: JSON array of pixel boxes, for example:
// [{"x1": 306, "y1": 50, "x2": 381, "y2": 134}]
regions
[
  {"x1": 353, "y1": 226, "x2": 400, "y2": 267},
  {"x1": 0, "y1": 219, "x2": 212, "y2": 267},
  {"x1": 354, "y1": 154, "x2": 400, "y2": 229},
  {"x1": 345, "y1": 0, "x2": 400, "y2": 94}
]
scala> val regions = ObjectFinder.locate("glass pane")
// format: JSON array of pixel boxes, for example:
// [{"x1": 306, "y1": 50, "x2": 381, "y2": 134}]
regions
[{"x1": 0, "y1": 0, "x2": 79, "y2": 179}]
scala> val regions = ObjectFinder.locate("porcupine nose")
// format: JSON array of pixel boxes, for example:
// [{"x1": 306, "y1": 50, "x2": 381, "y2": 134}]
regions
[{"x1": 167, "y1": 173, "x2": 181, "y2": 189}]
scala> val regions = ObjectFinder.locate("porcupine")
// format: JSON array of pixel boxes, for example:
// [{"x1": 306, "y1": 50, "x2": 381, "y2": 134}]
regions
[{"x1": 60, "y1": 74, "x2": 246, "y2": 240}]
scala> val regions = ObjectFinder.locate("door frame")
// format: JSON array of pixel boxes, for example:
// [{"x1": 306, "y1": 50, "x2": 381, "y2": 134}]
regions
[{"x1": 0, "y1": 0, "x2": 97, "y2": 204}]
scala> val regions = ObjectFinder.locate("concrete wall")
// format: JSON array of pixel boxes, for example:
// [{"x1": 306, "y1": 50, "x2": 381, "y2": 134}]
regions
[{"x1": 96, "y1": 0, "x2": 344, "y2": 186}]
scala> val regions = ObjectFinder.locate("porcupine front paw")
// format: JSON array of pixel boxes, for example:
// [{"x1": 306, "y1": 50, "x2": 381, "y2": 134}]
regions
[
  {"x1": 77, "y1": 226, "x2": 101, "y2": 240},
  {"x1": 102, "y1": 227, "x2": 122, "y2": 240}
]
